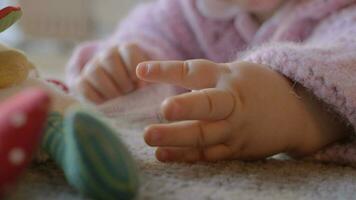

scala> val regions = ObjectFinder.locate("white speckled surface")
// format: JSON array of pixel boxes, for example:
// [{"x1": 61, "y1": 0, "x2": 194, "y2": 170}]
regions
[{"x1": 8, "y1": 142, "x2": 356, "y2": 200}]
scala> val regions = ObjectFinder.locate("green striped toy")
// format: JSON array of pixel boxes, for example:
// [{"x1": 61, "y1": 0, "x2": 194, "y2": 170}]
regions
[{"x1": 42, "y1": 109, "x2": 139, "y2": 200}]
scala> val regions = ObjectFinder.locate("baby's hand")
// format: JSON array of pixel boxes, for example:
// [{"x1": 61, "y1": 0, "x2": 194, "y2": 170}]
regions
[
  {"x1": 137, "y1": 60, "x2": 347, "y2": 162},
  {"x1": 75, "y1": 43, "x2": 148, "y2": 104}
]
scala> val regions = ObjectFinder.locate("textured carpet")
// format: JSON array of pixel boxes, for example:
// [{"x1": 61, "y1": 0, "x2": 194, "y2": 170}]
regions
[{"x1": 6, "y1": 85, "x2": 356, "y2": 200}]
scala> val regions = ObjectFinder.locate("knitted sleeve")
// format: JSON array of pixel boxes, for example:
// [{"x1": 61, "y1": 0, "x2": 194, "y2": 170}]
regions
[{"x1": 111, "y1": 0, "x2": 203, "y2": 61}]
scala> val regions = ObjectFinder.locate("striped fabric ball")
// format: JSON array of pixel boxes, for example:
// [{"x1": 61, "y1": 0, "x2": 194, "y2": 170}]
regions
[{"x1": 42, "y1": 109, "x2": 139, "y2": 200}]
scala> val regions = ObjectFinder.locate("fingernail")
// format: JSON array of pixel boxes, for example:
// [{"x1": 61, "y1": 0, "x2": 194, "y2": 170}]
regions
[
  {"x1": 137, "y1": 63, "x2": 147, "y2": 77},
  {"x1": 171, "y1": 102, "x2": 182, "y2": 118},
  {"x1": 164, "y1": 100, "x2": 182, "y2": 120},
  {"x1": 157, "y1": 150, "x2": 170, "y2": 161},
  {"x1": 149, "y1": 130, "x2": 161, "y2": 145},
  {"x1": 138, "y1": 63, "x2": 152, "y2": 77}
]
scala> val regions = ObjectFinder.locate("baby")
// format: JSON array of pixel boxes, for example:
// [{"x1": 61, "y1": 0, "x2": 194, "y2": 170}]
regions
[{"x1": 67, "y1": 0, "x2": 356, "y2": 163}]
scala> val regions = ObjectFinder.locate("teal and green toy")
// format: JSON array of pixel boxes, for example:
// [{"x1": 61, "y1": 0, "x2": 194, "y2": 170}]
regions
[
  {"x1": 43, "y1": 109, "x2": 139, "y2": 200},
  {"x1": 0, "y1": 5, "x2": 139, "y2": 200}
]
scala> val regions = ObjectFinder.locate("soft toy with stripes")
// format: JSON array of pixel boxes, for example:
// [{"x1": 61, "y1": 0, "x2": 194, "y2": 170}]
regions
[{"x1": 0, "y1": 6, "x2": 139, "y2": 200}]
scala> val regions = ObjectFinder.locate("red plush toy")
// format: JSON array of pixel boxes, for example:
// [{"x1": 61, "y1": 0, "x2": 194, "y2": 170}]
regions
[{"x1": 0, "y1": 88, "x2": 50, "y2": 196}]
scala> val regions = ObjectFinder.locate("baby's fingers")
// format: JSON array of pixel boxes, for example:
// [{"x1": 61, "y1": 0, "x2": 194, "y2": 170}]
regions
[
  {"x1": 156, "y1": 145, "x2": 232, "y2": 162},
  {"x1": 84, "y1": 61, "x2": 121, "y2": 100},
  {"x1": 99, "y1": 47, "x2": 135, "y2": 94},
  {"x1": 144, "y1": 120, "x2": 231, "y2": 148},
  {"x1": 75, "y1": 77, "x2": 104, "y2": 104},
  {"x1": 161, "y1": 89, "x2": 236, "y2": 121},
  {"x1": 136, "y1": 59, "x2": 229, "y2": 90}
]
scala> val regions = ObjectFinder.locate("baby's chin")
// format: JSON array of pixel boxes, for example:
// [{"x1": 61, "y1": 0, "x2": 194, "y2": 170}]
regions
[{"x1": 235, "y1": 0, "x2": 283, "y2": 13}]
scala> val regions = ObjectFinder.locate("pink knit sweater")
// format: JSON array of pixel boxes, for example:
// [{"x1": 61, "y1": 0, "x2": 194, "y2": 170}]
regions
[{"x1": 67, "y1": 0, "x2": 356, "y2": 165}]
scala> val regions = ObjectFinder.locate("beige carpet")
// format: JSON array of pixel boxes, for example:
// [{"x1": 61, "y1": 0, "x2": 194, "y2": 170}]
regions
[{"x1": 7, "y1": 90, "x2": 356, "y2": 200}]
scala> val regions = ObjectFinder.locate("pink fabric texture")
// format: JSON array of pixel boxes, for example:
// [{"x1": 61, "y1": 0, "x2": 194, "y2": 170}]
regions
[{"x1": 66, "y1": 0, "x2": 356, "y2": 165}]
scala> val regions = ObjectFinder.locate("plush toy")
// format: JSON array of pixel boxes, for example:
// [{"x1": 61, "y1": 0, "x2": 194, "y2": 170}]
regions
[
  {"x1": 0, "y1": 6, "x2": 139, "y2": 200},
  {"x1": 0, "y1": 88, "x2": 50, "y2": 196},
  {"x1": 0, "y1": 6, "x2": 48, "y2": 196}
]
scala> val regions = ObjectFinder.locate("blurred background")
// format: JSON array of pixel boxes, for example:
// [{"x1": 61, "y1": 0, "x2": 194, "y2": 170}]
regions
[{"x1": 0, "y1": 0, "x2": 149, "y2": 80}]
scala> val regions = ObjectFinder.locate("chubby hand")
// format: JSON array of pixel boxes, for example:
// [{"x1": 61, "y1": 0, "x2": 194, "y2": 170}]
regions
[
  {"x1": 75, "y1": 43, "x2": 148, "y2": 104},
  {"x1": 136, "y1": 60, "x2": 347, "y2": 162}
]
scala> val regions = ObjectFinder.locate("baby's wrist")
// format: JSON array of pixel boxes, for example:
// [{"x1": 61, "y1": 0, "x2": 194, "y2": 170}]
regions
[{"x1": 290, "y1": 83, "x2": 350, "y2": 155}]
